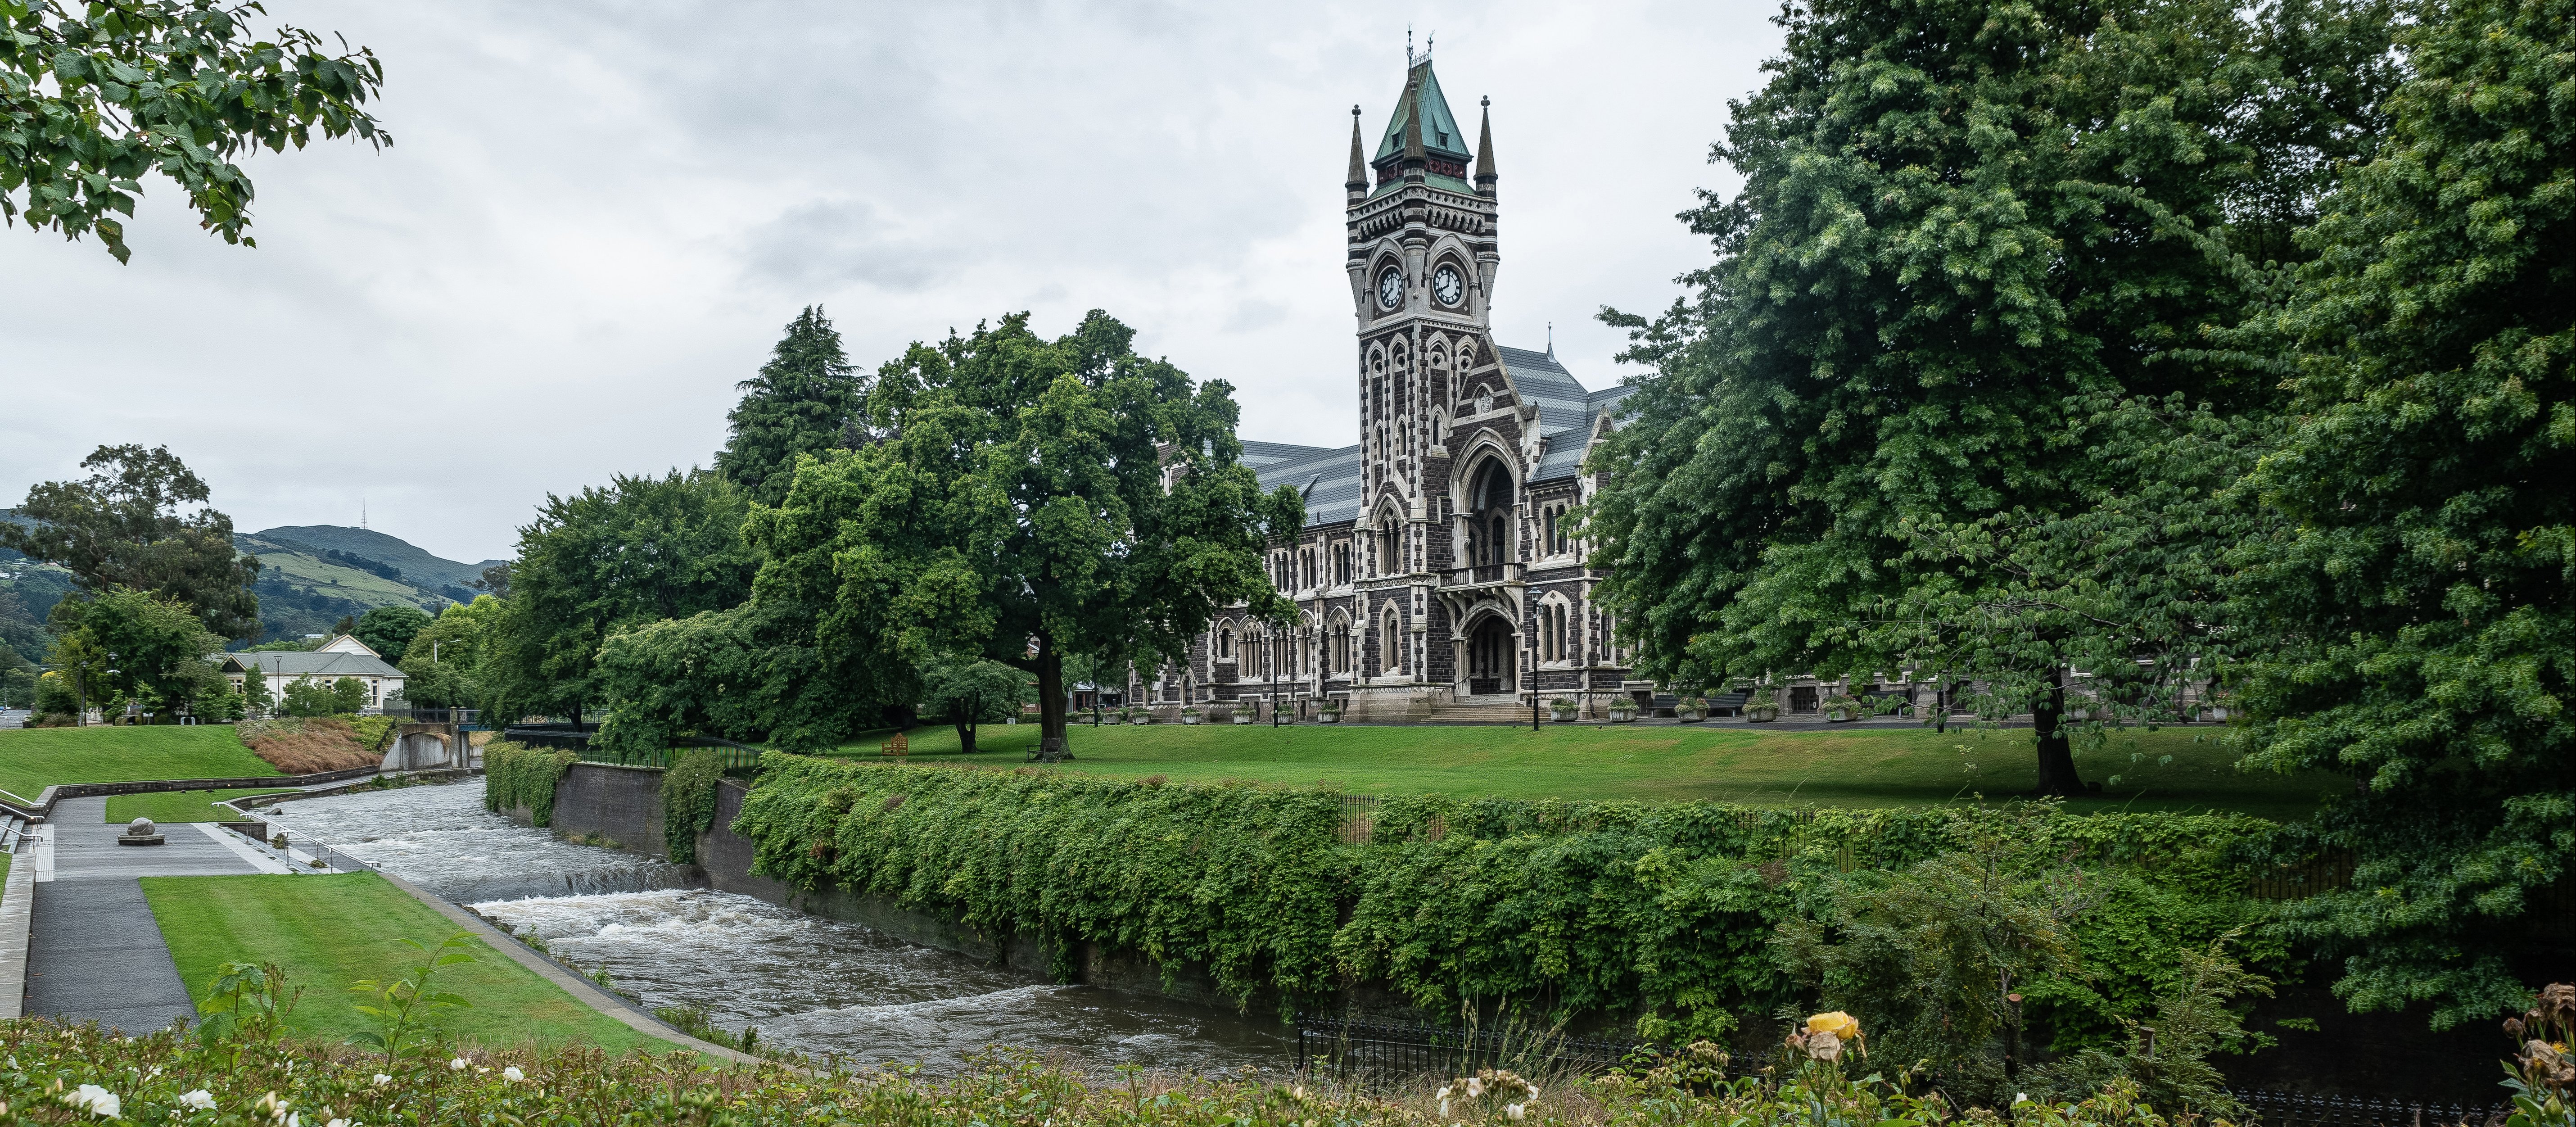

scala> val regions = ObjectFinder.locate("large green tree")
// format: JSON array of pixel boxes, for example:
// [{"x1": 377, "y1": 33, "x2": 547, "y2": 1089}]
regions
[
  {"x1": 3, "y1": 444, "x2": 261, "y2": 640},
  {"x1": 482, "y1": 469, "x2": 755, "y2": 724},
  {"x1": 2230, "y1": 0, "x2": 2576, "y2": 1029},
  {"x1": 715, "y1": 306, "x2": 865, "y2": 507},
  {"x1": 393, "y1": 595, "x2": 495, "y2": 708},
  {"x1": 353, "y1": 603, "x2": 429, "y2": 664},
  {"x1": 0, "y1": 0, "x2": 390, "y2": 263},
  {"x1": 920, "y1": 657, "x2": 1031, "y2": 754},
  {"x1": 1584, "y1": 0, "x2": 2391, "y2": 793},
  {"x1": 49, "y1": 585, "x2": 222, "y2": 717},
  {"x1": 748, "y1": 310, "x2": 1299, "y2": 753}
]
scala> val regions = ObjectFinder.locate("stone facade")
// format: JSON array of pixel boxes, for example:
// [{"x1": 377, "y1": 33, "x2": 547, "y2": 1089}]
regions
[{"x1": 1133, "y1": 51, "x2": 1645, "y2": 720}]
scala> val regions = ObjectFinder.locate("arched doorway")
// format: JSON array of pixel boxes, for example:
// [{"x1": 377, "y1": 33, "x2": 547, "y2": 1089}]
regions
[
  {"x1": 1464, "y1": 611, "x2": 1516, "y2": 697},
  {"x1": 1459, "y1": 455, "x2": 1516, "y2": 574}
]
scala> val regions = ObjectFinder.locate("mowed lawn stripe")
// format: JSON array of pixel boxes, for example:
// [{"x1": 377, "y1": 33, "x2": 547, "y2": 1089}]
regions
[
  {"x1": 142, "y1": 873, "x2": 657, "y2": 1053},
  {"x1": 0, "y1": 726, "x2": 282, "y2": 802},
  {"x1": 826, "y1": 722, "x2": 2336, "y2": 818}
]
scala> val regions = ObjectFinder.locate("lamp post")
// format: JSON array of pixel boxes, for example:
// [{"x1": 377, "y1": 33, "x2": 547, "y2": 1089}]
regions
[
  {"x1": 1270, "y1": 622, "x2": 1281, "y2": 728},
  {"x1": 1528, "y1": 629, "x2": 1539, "y2": 732}
]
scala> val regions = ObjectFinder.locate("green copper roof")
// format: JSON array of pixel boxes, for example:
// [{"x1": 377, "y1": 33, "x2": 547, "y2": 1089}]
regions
[{"x1": 1374, "y1": 59, "x2": 1473, "y2": 163}]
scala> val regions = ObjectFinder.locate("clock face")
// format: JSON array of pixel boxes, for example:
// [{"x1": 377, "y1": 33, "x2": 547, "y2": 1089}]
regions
[
  {"x1": 1433, "y1": 265, "x2": 1464, "y2": 307},
  {"x1": 1377, "y1": 267, "x2": 1405, "y2": 311}
]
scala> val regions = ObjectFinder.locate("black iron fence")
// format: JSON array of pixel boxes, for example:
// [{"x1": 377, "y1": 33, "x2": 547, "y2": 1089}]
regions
[
  {"x1": 499, "y1": 724, "x2": 765, "y2": 774},
  {"x1": 2233, "y1": 1088, "x2": 2508, "y2": 1127},
  {"x1": 1294, "y1": 1013, "x2": 1643, "y2": 1080},
  {"x1": 379, "y1": 706, "x2": 479, "y2": 724}
]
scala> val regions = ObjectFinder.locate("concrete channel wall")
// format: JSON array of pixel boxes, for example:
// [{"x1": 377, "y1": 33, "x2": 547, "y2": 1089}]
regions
[{"x1": 516, "y1": 763, "x2": 1283, "y2": 1013}]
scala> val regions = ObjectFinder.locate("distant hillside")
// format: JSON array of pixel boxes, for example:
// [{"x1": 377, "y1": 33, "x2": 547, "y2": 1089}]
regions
[{"x1": 250, "y1": 525, "x2": 502, "y2": 592}]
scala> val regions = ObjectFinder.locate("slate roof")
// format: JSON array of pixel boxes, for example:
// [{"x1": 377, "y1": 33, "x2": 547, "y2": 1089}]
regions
[
  {"x1": 1497, "y1": 348, "x2": 1641, "y2": 483},
  {"x1": 1246, "y1": 442, "x2": 1365, "y2": 527},
  {"x1": 226, "y1": 651, "x2": 402, "y2": 679}
]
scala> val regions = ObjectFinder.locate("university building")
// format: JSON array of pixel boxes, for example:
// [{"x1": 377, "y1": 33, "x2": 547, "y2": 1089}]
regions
[{"x1": 1136, "y1": 50, "x2": 1645, "y2": 721}]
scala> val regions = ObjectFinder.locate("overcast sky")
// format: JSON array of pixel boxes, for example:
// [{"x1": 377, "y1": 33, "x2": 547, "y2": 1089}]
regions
[{"x1": 0, "y1": 1, "x2": 1779, "y2": 565}]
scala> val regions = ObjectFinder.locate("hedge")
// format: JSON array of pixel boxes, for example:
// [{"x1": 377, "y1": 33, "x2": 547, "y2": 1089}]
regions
[{"x1": 483, "y1": 741, "x2": 577, "y2": 827}]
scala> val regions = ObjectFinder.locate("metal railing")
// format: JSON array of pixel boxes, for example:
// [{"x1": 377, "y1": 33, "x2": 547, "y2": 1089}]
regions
[
  {"x1": 1295, "y1": 1013, "x2": 1644, "y2": 1079},
  {"x1": 380, "y1": 706, "x2": 479, "y2": 724},
  {"x1": 569, "y1": 738, "x2": 764, "y2": 774},
  {"x1": 2230, "y1": 1088, "x2": 2505, "y2": 1127}
]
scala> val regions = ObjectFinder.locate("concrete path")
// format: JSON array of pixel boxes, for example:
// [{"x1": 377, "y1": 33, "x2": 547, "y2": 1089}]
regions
[{"x1": 22, "y1": 797, "x2": 271, "y2": 1032}]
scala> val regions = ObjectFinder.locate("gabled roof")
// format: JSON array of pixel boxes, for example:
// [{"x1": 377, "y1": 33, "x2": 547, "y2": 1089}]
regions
[
  {"x1": 1248, "y1": 442, "x2": 1365, "y2": 527},
  {"x1": 1374, "y1": 60, "x2": 1473, "y2": 164},
  {"x1": 1496, "y1": 347, "x2": 1643, "y2": 484},
  {"x1": 316, "y1": 634, "x2": 380, "y2": 656},
  {"x1": 224, "y1": 651, "x2": 403, "y2": 679}
]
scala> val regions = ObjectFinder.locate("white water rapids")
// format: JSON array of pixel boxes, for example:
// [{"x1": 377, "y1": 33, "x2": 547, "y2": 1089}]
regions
[{"x1": 256, "y1": 778, "x2": 1291, "y2": 1072}]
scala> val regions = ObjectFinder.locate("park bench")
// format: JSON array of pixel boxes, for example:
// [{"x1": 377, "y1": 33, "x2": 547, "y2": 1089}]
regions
[{"x1": 879, "y1": 732, "x2": 909, "y2": 757}]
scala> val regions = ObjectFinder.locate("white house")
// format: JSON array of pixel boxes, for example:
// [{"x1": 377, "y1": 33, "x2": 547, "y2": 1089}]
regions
[{"x1": 221, "y1": 634, "x2": 405, "y2": 711}]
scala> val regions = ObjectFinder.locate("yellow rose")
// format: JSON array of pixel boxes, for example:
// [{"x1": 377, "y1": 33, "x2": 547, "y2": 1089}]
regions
[{"x1": 1805, "y1": 1012, "x2": 1860, "y2": 1041}]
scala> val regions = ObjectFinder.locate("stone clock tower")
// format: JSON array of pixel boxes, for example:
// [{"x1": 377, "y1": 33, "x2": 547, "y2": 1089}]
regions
[{"x1": 1343, "y1": 46, "x2": 1505, "y2": 695}]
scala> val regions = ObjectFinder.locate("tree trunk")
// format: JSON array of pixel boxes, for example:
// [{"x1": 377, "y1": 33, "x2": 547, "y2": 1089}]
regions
[
  {"x1": 956, "y1": 718, "x2": 977, "y2": 754},
  {"x1": 2032, "y1": 672, "x2": 2085, "y2": 797},
  {"x1": 1034, "y1": 636, "x2": 1068, "y2": 754}
]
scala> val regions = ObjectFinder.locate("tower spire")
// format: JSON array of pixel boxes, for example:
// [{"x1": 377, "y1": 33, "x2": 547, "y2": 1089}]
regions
[
  {"x1": 1474, "y1": 95, "x2": 1496, "y2": 195},
  {"x1": 1401, "y1": 73, "x2": 1427, "y2": 174},
  {"x1": 1346, "y1": 104, "x2": 1369, "y2": 197}
]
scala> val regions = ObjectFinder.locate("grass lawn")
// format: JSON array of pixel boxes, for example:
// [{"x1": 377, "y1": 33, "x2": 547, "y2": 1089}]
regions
[
  {"x1": 143, "y1": 873, "x2": 659, "y2": 1053},
  {"x1": 827, "y1": 720, "x2": 2339, "y2": 818},
  {"x1": 106, "y1": 788, "x2": 300, "y2": 824},
  {"x1": 0, "y1": 725, "x2": 280, "y2": 802}
]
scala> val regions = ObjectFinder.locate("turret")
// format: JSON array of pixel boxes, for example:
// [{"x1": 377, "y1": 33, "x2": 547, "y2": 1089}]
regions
[
  {"x1": 1474, "y1": 95, "x2": 1496, "y2": 198},
  {"x1": 1346, "y1": 105, "x2": 1369, "y2": 202}
]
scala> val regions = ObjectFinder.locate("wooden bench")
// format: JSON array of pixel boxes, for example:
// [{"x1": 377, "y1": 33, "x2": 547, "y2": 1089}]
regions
[{"x1": 878, "y1": 732, "x2": 909, "y2": 757}]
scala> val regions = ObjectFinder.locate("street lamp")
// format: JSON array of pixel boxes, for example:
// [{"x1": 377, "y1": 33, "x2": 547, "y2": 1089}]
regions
[{"x1": 1528, "y1": 629, "x2": 1539, "y2": 732}]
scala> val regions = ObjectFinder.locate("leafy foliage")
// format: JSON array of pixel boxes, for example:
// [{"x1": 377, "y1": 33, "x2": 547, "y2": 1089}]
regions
[
  {"x1": 921, "y1": 657, "x2": 1032, "y2": 753},
  {"x1": 50, "y1": 585, "x2": 224, "y2": 715},
  {"x1": 348, "y1": 932, "x2": 478, "y2": 1065},
  {"x1": 483, "y1": 470, "x2": 755, "y2": 724},
  {"x1": 590, "y1": 603, "x2": 777, "y2": 754},
  {"x1": 0, "y1": 0, "x2": 389, "y2": 263},
  {"x1": 715, "y1": 305, "x2": 865, "y2": 507},
  {"x1": 278, "y1": 674, "x2": 363, "y2": 718},
  {"x1": 733, "y1": 755, "x2": 2282, "y2": 1041},
  {"x1": 748, "y1": 310, "x2": 1300, "y2": 753},
  {"x1": 659, "y1": 747, "x2": 721, "y2": 864},
  {"x1": 2, "y1": 444, "x2": 261, "y2": 639},
  {"x1": 354, "y1": 604, "x2": 430, "y2": 665},
  {"x1": 393, "y1": 595, "x2": 496, "y2": 708},
  {"x1": 1581, "y1": 0, "x2": 2397, "y2": 792},
  {"x1": 0, "y1": 1008, "x2": 2281, "y2": 1127},
  {"x1": 482, "y1": 741, "x2": 575, "y2": 827},
  {"x1": 2227, "y1": 0, "x2": 2576, "y2": 1028}
]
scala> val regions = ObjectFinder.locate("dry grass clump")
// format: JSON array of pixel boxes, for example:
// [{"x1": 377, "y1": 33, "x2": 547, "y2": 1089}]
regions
[{"x1": 235, "y1": 718, "x2": 381, "y2": 774}]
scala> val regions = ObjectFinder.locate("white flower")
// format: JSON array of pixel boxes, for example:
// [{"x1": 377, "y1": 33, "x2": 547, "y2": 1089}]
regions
[
  {"x1": 448, "y1": 1059, "x2": 468, "y2": 1072},
  {"x1": 501, "y1": 1067, "x2": 524, "y2": 1083},
  {"x1": 1435, "y1": 1086, "x2": 1451, "y2": 1101},
  {"x1": 371, "y1": 1076, "x2": 390, "y2": 1088},
  {"x1": 286, "y1": 1114, "x2": 300, "y2": 1127},
  {"x1": 1289, "y1": 1085, "x2": 1304, "y2": 1100},
  {"x1": 1438, "y1": 1100, "x2": 1451, "y2": 1117},
  {"x1": 325, "y1": 1120, "x2": 349, "y2": 1127},
  {"x1": 2015, "y1": 1093, "x2": 2032, "y2": 1106},
  {"x1": 1466, "y1": 1078, "x2": 1484, "y2": 1097},
  {"x1": 1527, "y1": 1086, "x2": 1541, "y2": 1101},
  {"x1": 1507, "y1": 1104, "x2": 1527, "y2": 1122},
  {"x1": 69, "y1": 1084, "x2": 122, "y2": 1118},
  {"x1": 178, "y1": 1091, "x2": 215, "y2": 1111}
]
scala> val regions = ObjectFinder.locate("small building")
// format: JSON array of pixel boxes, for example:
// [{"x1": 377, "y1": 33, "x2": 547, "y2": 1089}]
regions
[{"x1": 221, "y1": 634, "x2": 405, "y2": 711}]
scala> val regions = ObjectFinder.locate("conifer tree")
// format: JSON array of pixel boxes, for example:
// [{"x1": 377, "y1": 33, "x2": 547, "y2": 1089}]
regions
[{"x1": 716, "y1": 306, "x2": 864, "y2": 507}]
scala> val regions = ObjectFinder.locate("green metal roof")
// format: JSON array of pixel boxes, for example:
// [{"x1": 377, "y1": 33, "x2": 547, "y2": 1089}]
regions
[
  {"x1": 1374, "y1": 59, "x2": 1474, "y2": 163},
  {"x1": 1372, "y1": 172, "x2": 1480, "y2": 200}
]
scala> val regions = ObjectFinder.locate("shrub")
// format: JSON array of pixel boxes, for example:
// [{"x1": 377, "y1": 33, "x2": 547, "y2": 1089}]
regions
[
  {"x1": 660, "y1": 747, "x2": 723, "y2": 864},
  {"x1": 483, "y1": 741, "x2": 577, "y2": 827},
  {"x1": 235, "y1": 718, "x2": 382, "y2": 774}
]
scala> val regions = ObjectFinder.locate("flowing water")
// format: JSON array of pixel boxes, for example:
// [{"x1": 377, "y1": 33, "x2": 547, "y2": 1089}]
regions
[{"x1": 257, "y1": 779, "x2": 1291, "y2": 1072}]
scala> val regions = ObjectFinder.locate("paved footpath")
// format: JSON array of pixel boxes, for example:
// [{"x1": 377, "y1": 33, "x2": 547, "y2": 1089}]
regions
[{"x1": 25, "y1": 797, "x2": 283, "y2": 1032}]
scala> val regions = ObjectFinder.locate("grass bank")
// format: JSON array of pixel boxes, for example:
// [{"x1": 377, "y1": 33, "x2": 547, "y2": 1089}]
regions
[
  {"x1": 106, "y1": 788, "x2": 300, "y2": 824},
  {"x1": 825, "y1": 721, "x2": 2336, "y2": 818},
  {"x1": 0, "y1": 725, "x2": 281, "y2": 802},
  {"x1": 141, "y1": 873, "x2": 657, "y2": 1052}
]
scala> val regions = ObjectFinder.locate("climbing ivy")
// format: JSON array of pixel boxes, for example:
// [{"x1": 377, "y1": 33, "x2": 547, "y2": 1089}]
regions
[
  {"x1": 661, "y1": 748, "x2": 723, "y2": 864},
  {"x1": 482, "y1": 741, "x2": 576, "y2": 828},
  {"x1": 730, "y1": 755, "x2": 2289, "y2": 1042}
]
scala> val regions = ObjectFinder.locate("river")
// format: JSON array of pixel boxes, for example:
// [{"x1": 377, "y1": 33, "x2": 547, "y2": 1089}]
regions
[{"x1": 256, "y1": 778, "x2": 1291, "y2": 1072}]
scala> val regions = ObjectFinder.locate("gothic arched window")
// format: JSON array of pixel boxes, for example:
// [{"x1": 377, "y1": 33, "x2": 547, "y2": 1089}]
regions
[{"x1": 1217, "y1": 624, "x2": 1235, "y2": 660}]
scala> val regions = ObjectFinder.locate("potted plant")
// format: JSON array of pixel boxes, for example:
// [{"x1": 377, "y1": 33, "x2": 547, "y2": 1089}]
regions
[
  {"x1": 1232, "y1": 704, "x2": 1256, "y2": 724},
  {"x1": 1549, "y1": 697, "x2": 1578, "y2": 723},
  {"x1": 1317, "y1": 700, "x2": 1342, "y2": 724},
  {"x1": 1821, "y1": 692, "x2": 1861, "y2": 722},
  {"x1": 1608, "y1": 697, "x2": 1638, "y2": 723},
  {"x1": 1675, "y1": 696, "x2": 1708, "y2": 722},
  {"x1": 1744, "y1": 688, "x2": 1779, "y2": 723},
  {"x1": 1128, "y1": 706, "x2": 1153, "y2": 725},
  {"x1": 1180, "y1": 706, "x2": 1202, "y2": 725}
]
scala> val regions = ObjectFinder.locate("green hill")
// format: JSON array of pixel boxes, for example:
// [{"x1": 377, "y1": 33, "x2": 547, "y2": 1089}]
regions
[
  {"x1": 234, "y1": 525, "x2": 501, "y2": 644},
  {"x1": 249, "y1": 525, "x2": 500, "y2": 592}
]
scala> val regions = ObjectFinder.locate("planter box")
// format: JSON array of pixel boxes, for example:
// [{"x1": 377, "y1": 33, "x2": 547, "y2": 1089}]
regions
[
  {"x1": 1676, "y1": 708, "x2": 1706, "y2": 723},
  {"x1": 1609, "y1": 710, "x2": 1637, "y2": 724},
  {"x1": 1233, "y1": 711, "x2": 1255, "y2": 724},
  {"x1": 1318, "y1": 712, "x2": 1342, "y2": 724},
  {"x1": 1747, "y1": 706, "x2": 1779, "y2": 723},
  {"x1": 1826, "y1": 707, "x2": 1856, "y2": 723},
  {"x1": 1549, "y1": 709, "x2": 1578, "y2": 723},
  {"x1": 1180, "y1": 714, "x2": 1202, "y2": 725},
  {"x1": 1129, "y1": 715, "x2": 1152, "y2": 725}
]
